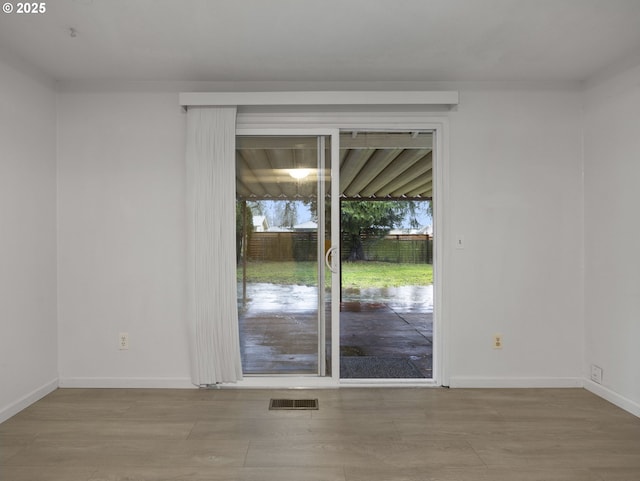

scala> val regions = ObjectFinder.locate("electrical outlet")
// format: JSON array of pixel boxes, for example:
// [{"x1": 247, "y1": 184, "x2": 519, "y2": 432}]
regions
[
  {"x1": 591, "y1": 364, "x2": 603, "y2": 384},
  {"x1": 493, "y1": 334, "x2": 503, "y2": 349},
  {"x1": 119, "y1": 332, "x2": 129, "y2": 350}
]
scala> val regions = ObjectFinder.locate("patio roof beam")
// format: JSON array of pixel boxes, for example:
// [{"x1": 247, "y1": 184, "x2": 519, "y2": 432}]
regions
[
  {"x1": 343, "y1": 149, "x2": 403, "y2": 197},
  {"x1": 358, "y1": 149, "x2": 431, "y2": 198},
  {"x1": 373, "y1": 152, "x2": 432, "y2": 197},
  {"x1": 392, "y1": 173, "x2": 433, "y2": 198},
  {"x1": 339, "y1": 149, "x2": 375, "y2": 193},
  {"x1": 407, "y1": 180, "x2": 433, "y2": 198}
]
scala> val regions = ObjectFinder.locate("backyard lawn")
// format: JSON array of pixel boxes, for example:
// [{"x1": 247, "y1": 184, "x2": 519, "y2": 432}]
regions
[{"x1": 238, "y1": 261, "x2": 433, "y2": 288}]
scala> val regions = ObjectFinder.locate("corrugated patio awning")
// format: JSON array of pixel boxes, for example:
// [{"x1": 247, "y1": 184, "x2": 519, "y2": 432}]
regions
[{"x1": 236, "y1": 132, "x2": 433, "y2": 201}]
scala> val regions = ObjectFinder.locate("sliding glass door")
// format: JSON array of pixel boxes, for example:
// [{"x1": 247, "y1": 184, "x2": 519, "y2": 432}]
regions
[
  {"x1": 235, "y1": 133, "x2": 337, "y2": 376},
  {"x1": 234, "y1": 128, "x2": 436, "y2": 383}
]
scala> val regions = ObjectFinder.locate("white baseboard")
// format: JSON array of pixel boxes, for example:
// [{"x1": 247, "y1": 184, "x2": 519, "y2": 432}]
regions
[
  {"x1": 58, "y1": 377, "x2": 196, "y2": 389},
  {"x1": 0, "y1": 378, "x2": 58, "y2": 423},
  {"x1": 7, "y1": 377, "x2": 637, "y2": 420},
  {"x1": 584, "y1": 380, "x2": 640, "y2": 418},
  {"x1": 448, "y1": 376, "x2": 584, "y2": 388}
]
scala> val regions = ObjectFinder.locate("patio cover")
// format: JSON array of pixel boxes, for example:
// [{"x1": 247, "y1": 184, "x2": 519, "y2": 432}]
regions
[{"x1": 236, "y1": 132, "x2": 433, "y2": 200}]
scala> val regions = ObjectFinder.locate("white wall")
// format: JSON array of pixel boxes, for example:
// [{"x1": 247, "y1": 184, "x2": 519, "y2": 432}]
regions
[
  {"x1": 55, "y1": 85, "x2": 584, "y2": 388},
  {"x1": 583, "y1": 65, "x2": 640, "y2": 415},
  {"x1": 57, "y1": 91, "x2": 191, "y2": 387},
  {"x1": 0, "y1": 55, "x2": 58, "y2": 422},
  {"x1": 447, "y1": 88, "x2": 584, "y2": 386}
]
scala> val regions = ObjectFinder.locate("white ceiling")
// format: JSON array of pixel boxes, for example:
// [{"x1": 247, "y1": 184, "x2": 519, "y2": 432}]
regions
[{"x1": 1, "y1": 0, "x2": 640, "y2": 83}]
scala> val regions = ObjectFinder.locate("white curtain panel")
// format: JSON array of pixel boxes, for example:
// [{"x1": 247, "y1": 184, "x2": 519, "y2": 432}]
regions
[{"x1": 186, "y1": 107, "x2": 243, "y2": 385}]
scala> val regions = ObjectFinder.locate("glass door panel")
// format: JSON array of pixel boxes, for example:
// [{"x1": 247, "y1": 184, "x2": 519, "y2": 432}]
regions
[
  {"x1": 338, "y1": 131, "x2": 434, "y2": 380},
  {"x1": 236, "y1": 135, "x2": 332, "y2": 375}
]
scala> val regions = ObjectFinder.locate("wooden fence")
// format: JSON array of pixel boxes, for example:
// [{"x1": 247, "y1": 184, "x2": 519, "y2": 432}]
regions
[
  {"x1": 345, "y1": 233, "x2": 432, "y2": 264},
  {"x1": 247, "y1": 232, "x2": 317, "y2": 262},
  {"x1": 246, "y1": 231, "x2": 432, "y2": 264}
]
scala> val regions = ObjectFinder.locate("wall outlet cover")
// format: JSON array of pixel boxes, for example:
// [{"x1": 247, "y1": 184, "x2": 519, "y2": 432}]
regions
[
  {"x1": 590, "y1": 364, "x2": 603, "y2": 384},
  {"x1": 119, "y1": 332, "x2": 129, "y2": 350}
]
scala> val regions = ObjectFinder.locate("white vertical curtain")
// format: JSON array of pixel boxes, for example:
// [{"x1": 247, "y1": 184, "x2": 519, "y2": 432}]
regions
[{"x1": 186, "y1": 106, "x2": 243, "y2": 385}]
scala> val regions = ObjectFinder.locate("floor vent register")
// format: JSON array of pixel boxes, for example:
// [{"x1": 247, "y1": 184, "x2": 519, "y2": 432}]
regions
[{"x1": 269, "y1": 399, "x2": 319, "y2": 410}]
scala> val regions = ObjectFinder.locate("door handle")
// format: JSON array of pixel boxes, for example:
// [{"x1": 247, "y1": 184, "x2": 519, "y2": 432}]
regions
[{"x1": 325, "y1": 246, "x2": 338, "y2": 273}]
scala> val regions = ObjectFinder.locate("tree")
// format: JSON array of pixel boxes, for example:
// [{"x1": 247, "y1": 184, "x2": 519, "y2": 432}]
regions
[
  {"x1": 272, "y1": 200, "x2": 298, "y2": 229},
  {"x1": 304, "y1": 198, "x2": 431, "y2": 261},
  {"x1": 341, "y1": 200, "x2": 406, "y2": 261}
]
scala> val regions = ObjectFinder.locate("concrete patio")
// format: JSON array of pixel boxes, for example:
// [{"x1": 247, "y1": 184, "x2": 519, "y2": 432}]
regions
[{"x1": 238, "y1": 284, "x2": 433, "y2": 378}]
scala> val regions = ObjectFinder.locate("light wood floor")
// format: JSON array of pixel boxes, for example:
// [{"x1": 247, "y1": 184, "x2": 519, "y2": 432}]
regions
[{"x1": 1, "y1": 387, "x2": 639, "y2": 480}]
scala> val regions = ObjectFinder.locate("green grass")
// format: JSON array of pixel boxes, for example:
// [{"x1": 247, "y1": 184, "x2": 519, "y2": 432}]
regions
[
  {"x1": 342, "y1": 261, "x2": 432, "y2": 288},
  {"x1": 238, "y1": 261, "x2": 432, "y2": 288}
]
